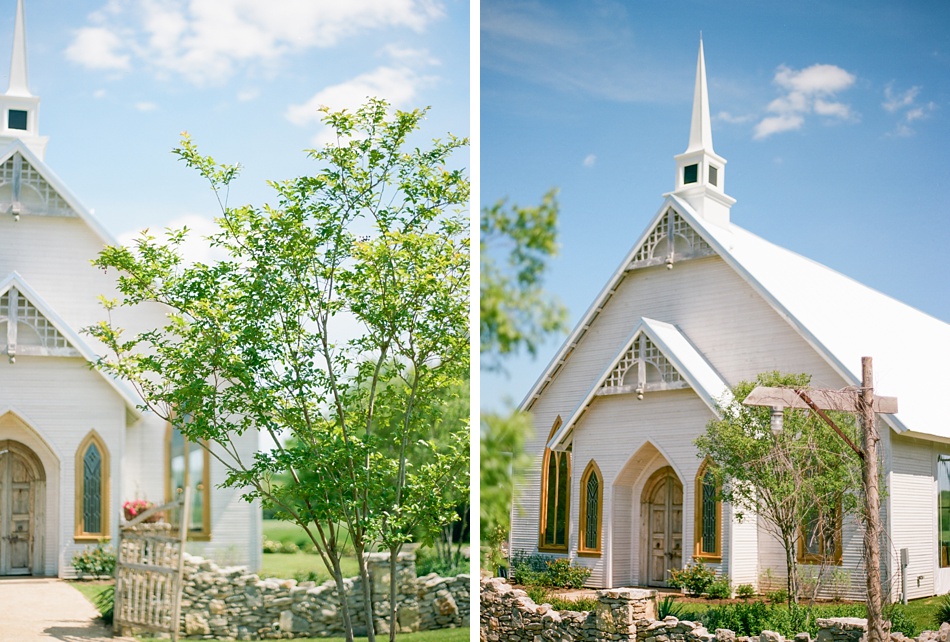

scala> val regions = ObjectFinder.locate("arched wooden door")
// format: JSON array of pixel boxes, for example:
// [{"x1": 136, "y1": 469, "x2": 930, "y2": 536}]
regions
[
  {"x1": 0, "y1": 442, "x2": 42, "y2": 575},
  {"x1": 643, "y1": 466, "x2": 683, "y2": 587}
]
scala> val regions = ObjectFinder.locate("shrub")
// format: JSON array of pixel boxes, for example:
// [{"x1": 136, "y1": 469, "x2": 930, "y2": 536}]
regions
[
  {"x1": 415, "y1": 547, "x2": 468, "y2": 577},
  {"x1": 71, "y1": 542, "x2": 117, "y2": 578},
  {"x1": 525, "y1": 585, "x2": 548, "y2": 604},
  {"x1": 545, "y1": 558, "x2": 591, "y2": 589},
  {"x1": 262, "y1": 539, "x2": 282, "y2": 554},
  {"x1": 766, "y1": 589, "x2": 789, "y2": 604},
  {"x1": 829, "y1": 568, "x2": 851, "y2": 601},
  {"x1": 547, "y1": 594, "x2": 598, "y2": 612},
  {"x1": 884, "y1": 603, "x2": 921, "y2": 638},
  {"x1": 933, "y1": 593, "x2": 950, "y2": 628},
  {"x1": 279, "y1": 540, "x2": 299, "y2": 554},
  {"x1": 736, "y1": 583, "x2": 756, "y2": 599},
  {"x1": 668, "y1": 561, "x2": 716, "y2": 597},
  {"x1": 707, "y1": 578, "x2": 732, "y2": 599},
  {"x1": 94, "y1": 585, "x2": 115, "y2": 625},
  {"x1": 699, "y1": 600, "x2": 773, "y2": 636},
  {"x1": 658, "y1": 595, "x2": 685, "y2": 619},
  {"x1": 508, "y1": 552, "x2": 590, "y2": 588}
]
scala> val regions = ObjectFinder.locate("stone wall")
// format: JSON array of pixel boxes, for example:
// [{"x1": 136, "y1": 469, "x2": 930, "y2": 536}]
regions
[
  {"x1": 166, "y1": 552, "x2": 468, "y2": 640},
  {"x1": 480, "y1": 577, "x2": 941, "y2": 642}
]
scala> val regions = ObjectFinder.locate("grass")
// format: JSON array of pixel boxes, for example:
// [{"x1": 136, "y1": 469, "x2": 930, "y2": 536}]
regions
[
  {"x1": 261, "y1": 518, "x2": 361, "y2": 583},
  {"x1": 67, "y1": 580, "x2": 113, "y2": 617},
  {"x1": 138, "y1": 629, "x2": 470, "y2": 642},
  {"x1": 904, "y1": 594, "x2": 945, "y2": 632}
]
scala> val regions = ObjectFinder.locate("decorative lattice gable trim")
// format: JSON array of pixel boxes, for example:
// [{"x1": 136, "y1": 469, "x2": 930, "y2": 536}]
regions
[
  {"x1": 0, "y1": 285, "x2": 81, "y2": 358},
  {"x1": 627, "y1": 207, "x2": 714, "y2": 270},
  {"x1": 598, "y1": 332, "x2": 688, "y2": 397},
  {"x1": 0, "y1": 152, "x2": 78, "y2": 218}
]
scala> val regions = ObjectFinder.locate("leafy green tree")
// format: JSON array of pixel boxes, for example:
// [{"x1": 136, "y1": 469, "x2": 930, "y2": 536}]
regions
[
  {"x1": 695, "y1": 372, "x2": 861, "y2": 603},
  {"x1": 479, "y1": 191, "x2": 567, "y2": 570},
  {"x1": 480, "y1": 189, "x2": 567, "y2": 370},
  {"x1": 87, "y1": 99, "x2": 469, "y2": 642}
]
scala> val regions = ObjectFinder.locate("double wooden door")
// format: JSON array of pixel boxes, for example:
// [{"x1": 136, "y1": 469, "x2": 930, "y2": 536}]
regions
[
  {"x1": 0, "y1": 449, "x2": 35, "y2": 575},
  {"x1": 646, "y1": 467, "x2": 682, "y2": 587}
]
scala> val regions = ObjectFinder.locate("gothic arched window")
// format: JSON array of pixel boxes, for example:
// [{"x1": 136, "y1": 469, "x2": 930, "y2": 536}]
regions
[
  {"x1": 75, "y1": 430, "x2": 109, "y2": 540},
  {"x1": 578, "y1": 460, "x2": 602, "y2": 556},
  {"x1": 539, "y1": 417, "x2": 570, "y2": 552}
]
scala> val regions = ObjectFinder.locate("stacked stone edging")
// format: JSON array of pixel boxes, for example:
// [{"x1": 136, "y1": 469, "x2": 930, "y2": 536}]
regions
[
  {"x1": 480, "y1": 576, "x2": 944, "y2": 642},
  {"x1": 169, "y1": 552, "x2": 468, "y2": 640}
]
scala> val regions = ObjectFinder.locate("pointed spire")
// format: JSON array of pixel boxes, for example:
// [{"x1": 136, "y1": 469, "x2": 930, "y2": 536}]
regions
[
  {"x1": 685, "y1": 37, "x2": 713, "y2": 155},
  {"x1": 7, "y1": 0, "x2": 30, "y2": 97}
]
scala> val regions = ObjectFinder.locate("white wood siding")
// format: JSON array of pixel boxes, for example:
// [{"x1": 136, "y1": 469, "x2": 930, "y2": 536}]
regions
[
  {"x1": 513, "y1": 255, "x2": 850, "y2": 588},
  {"x1": 889, "y1": 433, "x2": 938, "y2": 599}
]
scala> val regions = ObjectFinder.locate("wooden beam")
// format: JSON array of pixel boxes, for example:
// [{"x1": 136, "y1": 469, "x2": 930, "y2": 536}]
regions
[{"x1": 743, "y1": 386, "x2": 897, "y2": 414}]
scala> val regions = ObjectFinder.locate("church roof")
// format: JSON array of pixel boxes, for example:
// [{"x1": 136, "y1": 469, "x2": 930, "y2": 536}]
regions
[
  {"x1": 522, "y1": 40, "x2": 950, "y2": 442},
  {"x1": 521, "y1": 195, "x2": 950, "y2": 441}
]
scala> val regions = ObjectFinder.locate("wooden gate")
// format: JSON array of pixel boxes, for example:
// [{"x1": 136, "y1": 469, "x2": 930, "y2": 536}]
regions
[{"x1": 114, "y1": 487, "x2": 191, "y2": 641}]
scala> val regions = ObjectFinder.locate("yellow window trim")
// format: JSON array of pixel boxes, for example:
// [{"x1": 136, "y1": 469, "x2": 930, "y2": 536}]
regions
[
  {"x1": 538, "y1": 416, "x2": 570, "y2": 552},
  {"x1": 578, "y1": 459, "x2": 603, "y2": 557},
  {"x1": 796, "y1": 500, "x2": 842, "y2": 565},
  {"x1": 74, "y1": 430, "x2": 110, "y2": 541},
  {"x1": 693, "y1": 458, "x2": 722, "y2": 562},
  {"x1": 165, "y1": 421, "x2": 212, "y2": 541}
]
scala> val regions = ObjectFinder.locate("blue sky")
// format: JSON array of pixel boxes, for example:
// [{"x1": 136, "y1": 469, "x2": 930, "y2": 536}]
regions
[
  {"x1": 12, "y1": 0, "x2": 469, "y2": 258},
  {"x1": 481, "y1": 1, "x2": 950, "y2": 412}
]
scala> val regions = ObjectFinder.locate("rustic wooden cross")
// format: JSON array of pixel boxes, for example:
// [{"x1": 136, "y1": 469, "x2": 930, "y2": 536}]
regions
[{"x1": 743, "y1": 357, "x2": 895, "y2": 642}]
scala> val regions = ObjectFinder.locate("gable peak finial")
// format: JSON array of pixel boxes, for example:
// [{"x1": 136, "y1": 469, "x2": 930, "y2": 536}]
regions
[
  {"x1": 686, "y1": 36, "x2": 713, "y2": 155},
  {"x1": 7, "y1": 0, "x2": 30, "y2": 97}
]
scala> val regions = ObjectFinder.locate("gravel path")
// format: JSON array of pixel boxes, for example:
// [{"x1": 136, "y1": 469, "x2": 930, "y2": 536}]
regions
[{"x1": 0, "y1": 577, "x2": 133, "y2": 641}]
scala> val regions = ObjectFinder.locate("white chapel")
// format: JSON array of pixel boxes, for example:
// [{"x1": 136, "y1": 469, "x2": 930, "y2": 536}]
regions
[
  {"x1": 0, "y1": 0, "x2": 261, "y2": 577},
  {"x1": 512, "y1": 40, "x2": 950, "y2": 601}
]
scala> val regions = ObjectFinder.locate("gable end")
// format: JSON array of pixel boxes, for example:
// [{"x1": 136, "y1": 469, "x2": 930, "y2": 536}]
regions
[
  {"x1": 628, "y1": 207, "x2": 714, "y2": 270},
  {"x1": 0, "y1": 285, "x2": 80, "y2": 358},
  {"x1": 0, "y1": 151, "x2": 77, "y2": 218},
  {"x1": 599, "y1": 332, "x2": 689, "y2": 397}
]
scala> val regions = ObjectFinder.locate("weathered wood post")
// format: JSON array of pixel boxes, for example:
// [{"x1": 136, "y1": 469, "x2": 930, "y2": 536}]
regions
[{"x1": 860, "y1": 357, "x2": 885, "y2": 642}]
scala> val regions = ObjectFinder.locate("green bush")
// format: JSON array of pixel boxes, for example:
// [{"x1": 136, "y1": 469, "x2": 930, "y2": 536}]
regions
[
  {"x1": 71, "y1": 542, "x2": 116, "y2": 578},
  {"x1": 934, "y1": 593, "x2": 950, "y2": 628},
  {"x1": 736, "y1": 583, "x2": 756, "y2": 599},
  {"x1": 658, "y1": 595, "x2": 685, "y2": 619},
  {"x1": 668, "y1": 561, "x2": 716, "y2": 597},
  {"x1": 94, "y1": 585, "x2": 115, "y2": 625},
  {"x1": 707, "y1": 578, "x2": 732, "y2": 599},
  {"x1": 508, "y1": 552, "x2": 590, "y2": 588},
  {"x1": 697, "y1": 602, "x2": 919, "y2": 639},
  {"x1": 547, "y1": 594, "x2": 598, "y2": 612},
  {"x1": 415, "y1": 546, "x2": 468, "y2": 577},
  {"x1": 262, "y1": 538, "x2": 282, "y2": 554},
  {"x1": 545, "y1": 558, "x2": 591, "y2": 589},
  {"x1": 767, "y1": 589, "x2": 789, "y2": 604},
  {"x1": 525, "y1": 585, "x2": 548, "y2": 604},
  {"x1": 279, "y1": 540, "x2": 299, "y2": 554}
]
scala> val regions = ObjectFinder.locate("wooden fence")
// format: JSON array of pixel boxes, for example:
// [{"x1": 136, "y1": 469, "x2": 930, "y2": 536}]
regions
[{"x1": 113, "y1": 488, "x2": 191, "y2": 641}]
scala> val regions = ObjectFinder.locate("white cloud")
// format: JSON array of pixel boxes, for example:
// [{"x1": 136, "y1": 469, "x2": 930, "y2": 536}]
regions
[
  {"x1": 93, "y1": 89, "x2": 107, "y2": 99},
  {"x1": 65, "y1": 26, "x2": 131, "y2": 71},
  {"x1": 65, "y1": 0, "x2": 446, "y2": 86},
  {"x1": 582, "y1": 154, "x2": 596, "y2": 167},
  {"x1": 716, "y1": 111, "x2": 754, "y2": 125},
  {"x1": 119, "y1": 215, "x2": 227, "y2": 266},
  {"x1": 883, "y1": 83, "x2": 936, "y2": 137},
  {"x1": 754, "y1": 63, "x2": 856, "y2": 139},
  {"x1": 135, "y1": 101, "x2": 158, "y2": 111},
  {"x1": 236, "y1": 88, "x2": 260, "y2": 102},
  {"x1": 883, "y1": 84, "x2": 920, "y2": 112},
  {"x1": 286, "y1": 65, "x2": 434, "y2": 146}
]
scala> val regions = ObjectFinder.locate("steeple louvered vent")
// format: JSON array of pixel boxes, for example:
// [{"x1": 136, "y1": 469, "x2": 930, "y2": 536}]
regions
[
  {"x1": 598, "y1": 333, "x2": 688, "y2": 398},
  {"x1": 0, "y1": 153, "x2": 76, "y2": 217},
  {"x1": 628, "y1": 208, "x2": 714, "y2": 270}
]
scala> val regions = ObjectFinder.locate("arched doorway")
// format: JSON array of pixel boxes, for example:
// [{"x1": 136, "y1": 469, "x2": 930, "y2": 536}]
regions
[
  {"x1": 642, "y1": 466, "x2": 682, "y2": 587},
  {"x1": 0, "y1": 440, "x2": 45, "y2": 575}
]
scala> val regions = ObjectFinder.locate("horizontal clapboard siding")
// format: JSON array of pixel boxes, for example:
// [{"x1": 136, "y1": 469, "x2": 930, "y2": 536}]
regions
[{"x1": 514, "y1": 253, "x2": 850, "y2": 587}]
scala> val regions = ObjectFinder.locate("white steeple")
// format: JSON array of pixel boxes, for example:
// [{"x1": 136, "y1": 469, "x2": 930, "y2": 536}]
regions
[
  {"x1": 667, "y1": 38, "x2": 734, "y2": 226},
  {"x1": 0, "y1": 0, "x2": 47, "y2": 159},
  {"x1": 7, "y1": 0, "x2": 29, "y2": 97}
]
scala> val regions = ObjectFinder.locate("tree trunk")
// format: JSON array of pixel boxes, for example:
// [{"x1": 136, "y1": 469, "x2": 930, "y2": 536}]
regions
[
  {"x1": 329, "y1": 555, "x2": 356, "y2": 642},
  {"x1": 353, "y1": 541, "x2": 377, "y2": 642},
  {"x1": 784, "y1": 534, "x2": 799, "y2": 605},
  {"x1": 389, "y1": 545, "x2": 401, "y2": 642}
]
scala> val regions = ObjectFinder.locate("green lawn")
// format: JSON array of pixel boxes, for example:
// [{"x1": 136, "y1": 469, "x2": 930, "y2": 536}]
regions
[
  {"x1": 260, "y1": 550, "x2": 361, "y2": 583},
  {"x1": 67, "y1": 580, "x2": 113, "y2": 617}
]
